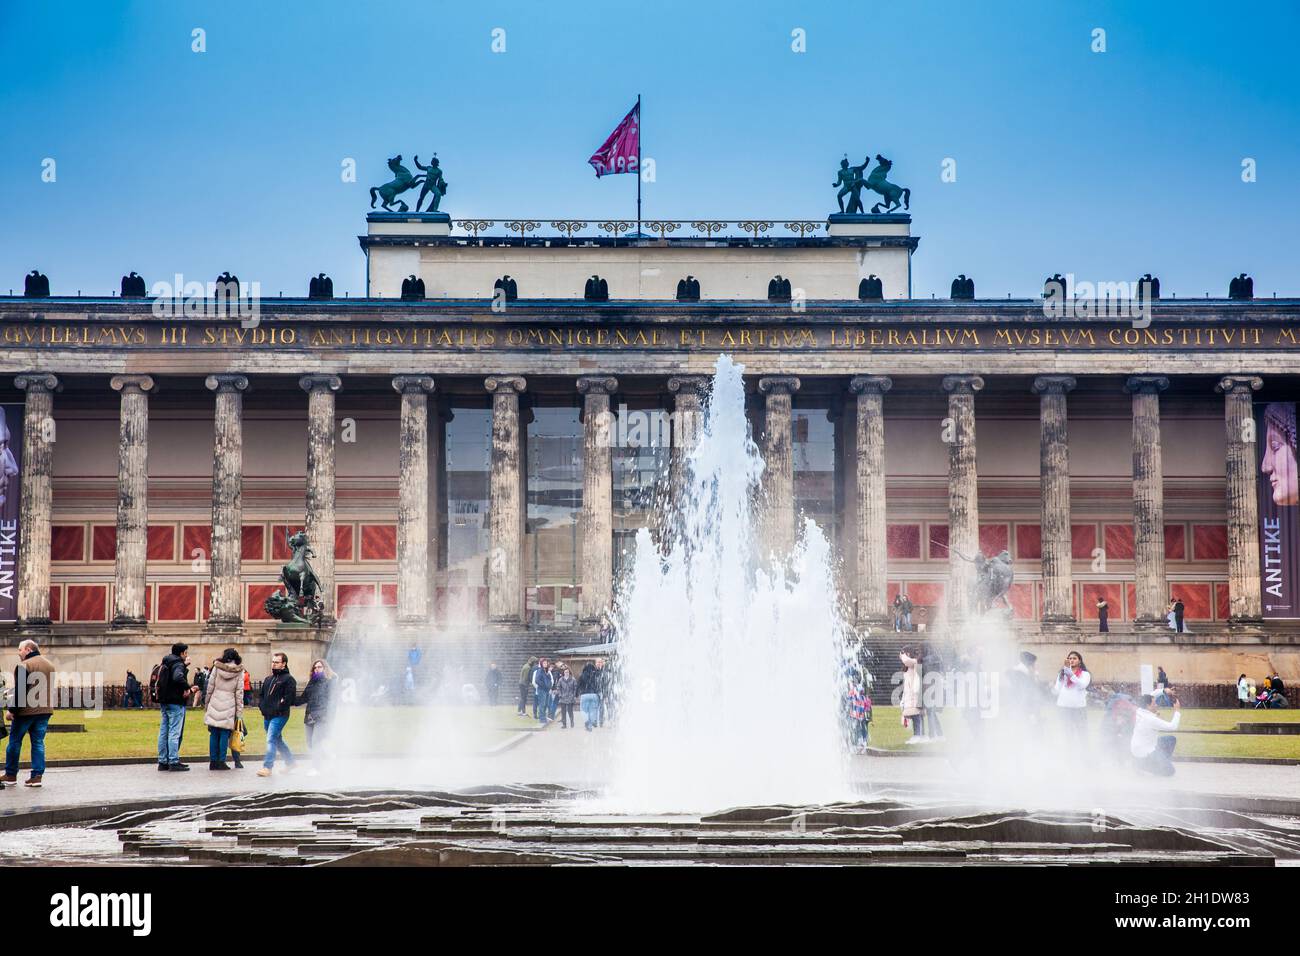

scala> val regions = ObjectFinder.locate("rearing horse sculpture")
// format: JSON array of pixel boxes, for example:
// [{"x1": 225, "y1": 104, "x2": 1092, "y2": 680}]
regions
[{"x1": 264, "y1": 529, "x2": 324, "y2": 625}]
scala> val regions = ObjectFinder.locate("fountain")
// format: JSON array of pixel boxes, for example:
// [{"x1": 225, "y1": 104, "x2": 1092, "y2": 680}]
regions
[{"x1": 605, "y1": 355, "x2": 854, "y2": 811}]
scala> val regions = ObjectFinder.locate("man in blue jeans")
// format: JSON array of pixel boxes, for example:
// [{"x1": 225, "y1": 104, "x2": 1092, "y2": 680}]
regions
[
  {"x1": 257, "y1": 652, "x2": 298, "y2": 777},
  {"x1": 155, "y1": 642, "x2": 197, "y2": 771},
  {"x1": 532, "y1": 657, "x2": 553, "y2": 725},
  {"x1": 3, "y1": 640, "x2": 57, "y2": 788}
]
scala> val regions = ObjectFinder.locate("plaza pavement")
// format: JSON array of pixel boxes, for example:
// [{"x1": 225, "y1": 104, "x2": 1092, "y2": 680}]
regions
[{"x1": 2, "y1": 718, "x2": 1298, "y2": 826}]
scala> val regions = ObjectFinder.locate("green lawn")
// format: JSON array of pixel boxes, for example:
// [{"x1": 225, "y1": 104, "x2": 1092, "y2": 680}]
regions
[
  {"x1": 867, "y1": 706, "x2": 1300, "y2": 760},
  {"x1": 29, "y1": 705, "x2": 532, "y2": 761}
]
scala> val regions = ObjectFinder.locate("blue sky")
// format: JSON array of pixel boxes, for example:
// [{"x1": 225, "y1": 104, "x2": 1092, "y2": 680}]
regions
[{"x1": 1, "y1": 0, "x2": 1296, "y2": 298}]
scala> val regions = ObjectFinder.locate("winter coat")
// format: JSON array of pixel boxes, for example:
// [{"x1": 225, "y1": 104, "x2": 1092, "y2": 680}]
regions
[
  {"x1": 156, "y1": 654, "x2": 191, "y2": 706},
  {"x1": 520, "y1": 658, "x2": 538, "y2": 684},
  {"x1": 555, "y1": 674, "x2": 578, "y2": 704},
  {"x1": 1054, "y1": 666, "x2": 1091, "y2": 708},
  {"x1": 259, "y1": 670, "x2": 298, "y2": 719},
  {"x1": 576, "y1": 664, "x2": 599, "y2": 696},
  {"x1": 203, "y1": 661, "x2": 246, "y2": 731},
  {"x1": 533, "y1": 667, "x2": 553, "y2": 693},
  {"x1": 899, "y1": 653, "x2": 922, "y2": 717},
  {"x1": 302, "y1": 675, "x2": 335, "y2": 726}
]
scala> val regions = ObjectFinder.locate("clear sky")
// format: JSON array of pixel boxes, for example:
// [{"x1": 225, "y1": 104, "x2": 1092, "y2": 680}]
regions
[{"x1": 1, "y1": 0, "x2": 1296, "y2": 299}]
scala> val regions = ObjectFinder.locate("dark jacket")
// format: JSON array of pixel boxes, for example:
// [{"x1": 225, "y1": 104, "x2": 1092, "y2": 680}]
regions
[
  {"x1": 302, "y1": 675, "x2": 333, "y2": 725},
  {"x1": 533, "y1": 666, "x2": 553, "y2": 693},
  {"x1": 157, "y1": 654, "x2": 191, "y2": 706},
  {"x1": 259, "y1": 670, "x2": 298, "y2": 719},
  {"x1": 576, "y1": 664, "x2": 599, "y2": 696},
  {"x1": 485, "y1": 667, "x2": 502, "y2": 690}
]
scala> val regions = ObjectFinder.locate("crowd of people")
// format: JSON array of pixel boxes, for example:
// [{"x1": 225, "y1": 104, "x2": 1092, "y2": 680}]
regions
[
  {"x1": 1238, "y1": 671, "x2": 1288, "y2": 708},
  {"x1": 517, "y1": 656, "x2": 613, "y2": 731},
  {"x1": 151, "y1": 642, "x2": 338, "y2": 776}
]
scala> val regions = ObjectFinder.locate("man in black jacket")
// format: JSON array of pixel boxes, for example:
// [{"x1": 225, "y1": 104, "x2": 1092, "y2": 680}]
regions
[
  {"x1": 156, "y1": 643, "x2": 197, "y2": 771},
  {"x1": 256, "y1": 652, "x2": 298, "y2": 778}
]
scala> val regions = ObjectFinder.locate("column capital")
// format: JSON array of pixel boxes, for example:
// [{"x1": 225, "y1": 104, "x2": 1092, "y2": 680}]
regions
[
  {"x1": 1124, "y1": 375, "x2": 1169, "y2": 394},
  {"x1": 392, "y1": 375, "x2": 435, "y2": 395},
  {"x1": 14, "y1": 373, "x2": 60, "y2": 393},
  {"x1": 1032, "y1": 375, "x2": 1076, "y2": 395},
  {"x1": 110, "y1": 374, "x2": 156, "y2": 394},
  {"x1": 758, "y1": 376, "x2": 801, "y2": 396},
  {"x1": 667, "y1": 375, "x2": 710, "y2": 396},
  {"x1": 576, "y1": 375, "x2": 619, "y2": 395},
  {"x1": 1216, "y1": 375, "x2": 1263, "y2": 395},
  {"x1": 299, "y1": 374, "x2": 342, "y2": 393},
  {"x1": 849, "y1": 375, "x2": 892, "y2": 395},
  {"x1": 942, "y1": 374, "x2": 984, "y2": 394},
  {"x1": 484, "y1": 375, "x2": 526, "y2": 395},
  {"x1": 205, "y1": 374, "x2": 250, "y2": 394}
]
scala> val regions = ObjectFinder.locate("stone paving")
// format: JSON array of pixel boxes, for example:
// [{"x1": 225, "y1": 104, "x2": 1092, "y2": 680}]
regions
[{"x1": 1, "y1": 718, "x2": 1296, "y2": 823}]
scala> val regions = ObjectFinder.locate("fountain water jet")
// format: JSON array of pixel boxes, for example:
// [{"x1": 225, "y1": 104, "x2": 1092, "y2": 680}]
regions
[{"x1": 605, "y1": 355, "x2": 853, "y2": 811}]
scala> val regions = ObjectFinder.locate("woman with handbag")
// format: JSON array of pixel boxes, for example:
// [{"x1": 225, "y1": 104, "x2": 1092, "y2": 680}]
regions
[{"x1": 202, "y1": 648, "x2": 245, "y2": 770}]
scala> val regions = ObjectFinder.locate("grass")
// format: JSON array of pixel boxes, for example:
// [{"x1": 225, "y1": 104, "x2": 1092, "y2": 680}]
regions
[
  {"x1": 866, "y1": 706, "x2": 1300, "y2": 760},
  {"x1": 24, "y1": 705, "x2": 530, "y2": 761}
]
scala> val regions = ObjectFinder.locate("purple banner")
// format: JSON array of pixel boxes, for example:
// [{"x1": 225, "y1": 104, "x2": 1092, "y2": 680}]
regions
[
  {"x1": 1259, "y1": 401, "x2": 1300, "y2": 618},
  {"x1": 0, "y1": 403, "x2": 21, "y2": 621}
]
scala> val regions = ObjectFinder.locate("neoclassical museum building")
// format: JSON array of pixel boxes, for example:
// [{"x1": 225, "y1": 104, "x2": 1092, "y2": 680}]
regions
[{"x1": 1, "y1": 209, "x2": 1297, "y2": 684}]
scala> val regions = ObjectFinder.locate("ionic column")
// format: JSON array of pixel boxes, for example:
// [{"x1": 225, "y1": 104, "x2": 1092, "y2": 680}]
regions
[
  {"x1": 758, "y1": 376, "x2": 800, "y2": 560},
  {"x1": 110, "y1": 375, "x2": 156, "y2": 628},
  {"x1": 485, "y1": 376, "x2": 526, "y2": 623},
  {"x1": 14, "y1": 374, "x2": 59, "y2": 629},
  {"x1": 942, "y1": 375, "x2": 984, "y2": 623},
  {"x1": 205, "y1": 374, "x2": 249, "y2": 631},
  {"x1": 577, "y1": 377, "x2": 618, "y2": 623},
  {"x1": 667, "y1": 376, "x2": 709, "y2": 511},
  {"x1": 1033, "y1": 376, "x2": 1077, "y2": 624},
  {"x1": 1126, "y1": 375, "x2": 1169, "y2": 626},
  {"x1": 1218, "y1": 375, "x2": 1264, "y2": 624},
  {"x1": 300, "y1": 375, "x2": 341, "y2": 623},
  {"x1": 393, "y1": 376, "x2": 435, "y2": 623},
  {"x1": 849, "y1": 376, "x2": 891, "y2": 627}
]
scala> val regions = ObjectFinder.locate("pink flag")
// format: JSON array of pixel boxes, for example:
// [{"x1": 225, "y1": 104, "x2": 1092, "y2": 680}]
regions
[{"x1": 588, "y1": 102, "x2": 639, "y2": 177}]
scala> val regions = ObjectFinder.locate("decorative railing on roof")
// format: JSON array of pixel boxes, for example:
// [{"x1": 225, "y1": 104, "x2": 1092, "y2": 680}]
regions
[{"x1": 449, "y1": 219, "x2": 827, "y2": 240}]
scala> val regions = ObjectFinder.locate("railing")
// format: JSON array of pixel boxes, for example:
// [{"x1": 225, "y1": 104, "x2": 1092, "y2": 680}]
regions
[{"x1": 450, "y1": 219, "x2": 827, "y2": 240}]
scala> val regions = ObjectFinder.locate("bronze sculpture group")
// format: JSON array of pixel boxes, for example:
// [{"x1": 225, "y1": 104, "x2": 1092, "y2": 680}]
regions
[
  {"x1": 833, "y1": 154, "x2": 911, "y2": 214},
  {"x1": 370, "y1": 154, "x2": 449, "y2": 213},
  {"x1": 264, "y1": 529, "x2": 325, "y2": 626}
]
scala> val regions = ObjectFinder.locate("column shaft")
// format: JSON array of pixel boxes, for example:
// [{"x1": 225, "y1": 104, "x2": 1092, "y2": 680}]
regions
[
  {"x1": 206, "y1": 375, "x2": 249, "y2": 629},
  {"x1": 300, "y1": 375, "x2": 341, "y2": 622},
  {"x1": 1219, "y1": 376, "x2": 1264, "y2": 623},
  {"x1": 486, "y1": 376, "x2": 526, "y2": 623},
  {"x1": 14, "y1": 374, "x2": 59, "y2": 627},
  {"x1": 578, "y1": 377, "x2": 618, "y2": 622},
  {"x1": 394, "y1": 376, "x2": 435, "y2": 623},
  {"x1": 1034, "y1": 376, "x2": 1077, "y2": 623},
  {"x1": 943, "y1": 375, "x2": 984, "y2": 622},
  {"x1": 758, "y1": 376, "x2": 800, "y2": 560},
  {"x1": 665, "y1": 376, "x2": 709, "y2": 546},
  {"x1": 111, "y1": 375, "x2": 156, "y2": 627},
  {"x1": 850, "y1": 376, "x2": 891, "y2": 625},
  {"x1": 1127, "y1": 376, "x2": 1169, "y2": 625}
]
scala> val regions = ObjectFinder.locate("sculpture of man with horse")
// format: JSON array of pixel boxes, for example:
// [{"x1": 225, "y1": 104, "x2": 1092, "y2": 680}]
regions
[{"x1": 264, "y1": 529, "x2": 325, "y2": 625}]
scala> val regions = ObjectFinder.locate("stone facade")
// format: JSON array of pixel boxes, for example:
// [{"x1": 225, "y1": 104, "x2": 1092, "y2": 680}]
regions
[{"x1": 2, "y1": 224, "x2": 1299, "y2": 682}]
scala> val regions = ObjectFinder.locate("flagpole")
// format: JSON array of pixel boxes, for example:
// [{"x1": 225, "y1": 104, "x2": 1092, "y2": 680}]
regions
[{"x1": 636, "y1": 93, "x2": 642, "y2": 237}]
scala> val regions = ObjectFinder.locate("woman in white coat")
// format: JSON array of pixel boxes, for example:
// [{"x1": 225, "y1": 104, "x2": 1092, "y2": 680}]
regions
[
  {"x1": 203, "y1": 648, "x2": 245, "y2": 770},
  {"x1": 1053, "y1": 650, "x2": 1091, "y2": 742},
  {"x1": 900, "y1": 646, "x2": 925, "y2": 742}
]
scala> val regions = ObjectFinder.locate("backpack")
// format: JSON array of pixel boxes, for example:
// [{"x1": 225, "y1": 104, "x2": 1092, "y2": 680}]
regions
[{"x1": 149, "y1": 661, "x2": 167, "y2": 705}]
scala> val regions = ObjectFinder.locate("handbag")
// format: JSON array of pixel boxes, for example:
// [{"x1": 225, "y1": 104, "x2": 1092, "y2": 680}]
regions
[{"x1": 230, "y1": 719, "x2": 245, "y2": 752}]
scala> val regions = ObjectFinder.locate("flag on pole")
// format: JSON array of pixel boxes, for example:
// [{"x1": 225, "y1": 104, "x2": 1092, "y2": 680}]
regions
[{"x1": 587, "y1": 101, "x2": 640, "y2": 177}]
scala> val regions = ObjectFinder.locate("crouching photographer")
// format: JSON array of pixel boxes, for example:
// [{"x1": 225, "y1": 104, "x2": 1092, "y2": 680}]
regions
[{"x1": 1131, "y1": 691, "x2": 1181, "y2": 777}]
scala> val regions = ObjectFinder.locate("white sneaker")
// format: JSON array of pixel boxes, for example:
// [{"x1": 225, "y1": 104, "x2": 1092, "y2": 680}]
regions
[{"x1": 905, "y1": 735, "x2": 928, "y2": 745}]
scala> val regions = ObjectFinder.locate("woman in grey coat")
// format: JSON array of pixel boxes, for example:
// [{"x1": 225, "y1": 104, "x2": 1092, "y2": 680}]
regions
[
  {"x1": 555, "y1": 665, "x2": 579, "y2": 729},
  {"x1": 203, "y1": 648, "x2": 245, "y2": 770}
]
